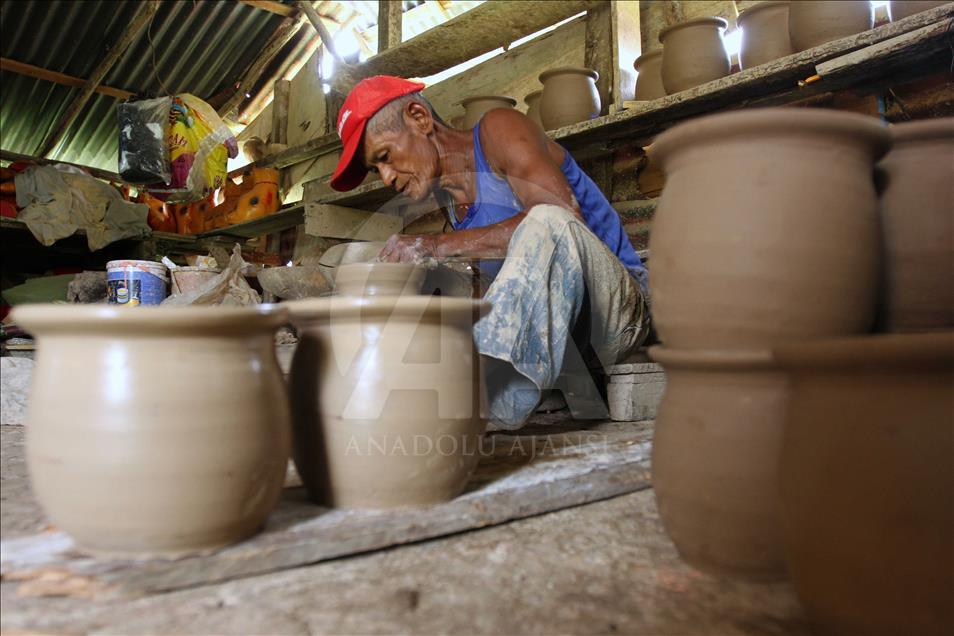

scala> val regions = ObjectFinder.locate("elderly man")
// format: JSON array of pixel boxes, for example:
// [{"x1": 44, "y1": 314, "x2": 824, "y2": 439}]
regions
[{"x1": 329, "y1": 76, "x2": 650, "y2": 429}]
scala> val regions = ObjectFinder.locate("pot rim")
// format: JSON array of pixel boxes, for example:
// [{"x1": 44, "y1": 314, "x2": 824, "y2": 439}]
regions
[
  {"x1": 774, "y1": 332, "x2": 954, "y2": 371},
  {"x1": 10, "y1": 303, "x2": 289, "y2": 336},
  {"x1": 649, "y1": 345, "x2": 776, "y2": 371},
  {"x1": 538, "y1": 66, "x2": 599, "y2": 83},
  {"x1": 633, "y1": 49, "x2": 662, "y2": 69},
  {"x1": 524, "y1": 89, "x2": 543, "y2": 103},
  {"x1": 658, "y1": 17, "x2": 729, "y2": 43},
  {"x1": 653, "y1": 107, "x2": 891, "y2": 172},
  {"x1": 737, "y1": 1, "x2": 790, "y2": 24},
  {"x1": 285, "y1": 296, "x2": 491, "y2": 322},
  {"x1": 459, "y1": 95, "x2": 517, "y2": 108},
  {"x1": 888, "y1": 117, "x2": 954, "y2": 145}
]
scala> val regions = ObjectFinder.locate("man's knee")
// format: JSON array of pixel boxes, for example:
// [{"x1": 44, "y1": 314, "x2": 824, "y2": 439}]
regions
[{"x1": 526, "y1": 203, "x2": 577, "y2": 229}]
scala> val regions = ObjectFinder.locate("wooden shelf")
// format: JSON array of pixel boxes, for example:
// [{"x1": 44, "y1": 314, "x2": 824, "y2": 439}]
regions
[{"x1": 194, "y1": 203, "x2": 305, "y2": 239}]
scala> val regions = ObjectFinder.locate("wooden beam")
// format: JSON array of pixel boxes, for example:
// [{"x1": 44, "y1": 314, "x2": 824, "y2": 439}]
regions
[
  {"x1": 239, "y1": 0, "x2": 298, "y2": 18},
  {"x1": 0, "y1": 57, "x2": 133, "y2": 100},
  {"x1": 217, "y1": 14, "x2": 308, "y2": 119},
  {"x1": 377, "y1": 0, "x2": 403, "y2": 52},
  {"x1": 584, "y1": 2, "x2": 616, "y2": 115},
  {"x1": 333, "y1": 0, "x2": 600, "y2": 92},
  {"x1": 270, "y1": 79, "x2": 291, "y2": 145},
  {"x1": 258, "y1": 131, "x2": 341, "y2": 169},
  {"x1": 0, "y1": 149, "x2": 122, "y2": 182},
  {"x1": 36, "y1": 0, "x2": 159, "y2": 157}
]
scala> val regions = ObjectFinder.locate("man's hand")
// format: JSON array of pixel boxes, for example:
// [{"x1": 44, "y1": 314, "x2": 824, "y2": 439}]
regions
[{"x1": 378, "y1": 234, "x2": 440, "y2": 263}]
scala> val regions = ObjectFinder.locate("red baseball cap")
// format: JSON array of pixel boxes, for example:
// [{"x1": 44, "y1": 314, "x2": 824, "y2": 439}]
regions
[{"x1": 330, "y1": 75, "x2": 426, "y2": 192}]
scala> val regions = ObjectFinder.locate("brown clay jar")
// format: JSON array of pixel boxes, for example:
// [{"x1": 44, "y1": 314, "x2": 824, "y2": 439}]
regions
[
  {"x1": 334, "y1": 262, "x2": 426, "y2": 296},
  {"x1": 460, "y1": 95, "x2": 516, "y2": 129},
  {"x1": 649, "y1": 346, "x2": 788, "y2": 581},
  {"x1": 788, "y1": 1, "x2": 873, "y2": 52},
  {"x1": 891, "y1": 0, "x2": 949, "y2": 20},
  {"x1": 738, "y1": 1, "x2": 795, "y2": 69},
  {"x1": 878, "y1": 118, "x2": 954, "y2": 332},
  {"x1": 659, "y1": 17, "x2": 730, "y2": 95},
  {"x1": 775, "y1": 332, "x2": 953, "y2": 635},
  {"x1": 11, "y1": 304, "x2": 291, "y2": 556},
  {"x1": 523, "y1": 90, "x2": 543, "y2": 127},
  {"x1": 287, "y1": 296, "x2": 490, "y2": 508},
  {"x1": 538, "y1": 67, "x2": 601, "y2": 130},
  {"x1": 649, "y1": 108, "x2": 890, "y2": 349},
  {"x1": 633, "y1": 50, "x2": 666, "y2": 101}
]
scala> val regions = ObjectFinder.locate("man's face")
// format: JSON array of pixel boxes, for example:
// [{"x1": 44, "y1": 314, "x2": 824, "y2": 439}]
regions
[{"x1": 362, "y1": 108, "x2": 440, "y2": 201}]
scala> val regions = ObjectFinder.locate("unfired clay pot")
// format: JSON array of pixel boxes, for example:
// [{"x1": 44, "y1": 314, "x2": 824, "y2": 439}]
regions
[
  {"x1": 287, "y1": 296, "x2": 491, "y2": 508},
  {"x1": 878, "y1": 118, "x2": 954, "y2": 332},
  {"x1": 334, "y1": 262, "x2": 426, "y2": 296},
  {"x1": 538, "y1": 67, "x2": 601, "y2": 130},
  {"x1": 738, "y1": 1, "x2": 795, "y2": 69},
  {"x1": 659, "y1": 17, "x2": 730, "y2": 94},
  {"x1": 649, "y1": 346, "x2": 788, "y2": 580},
  {"x1": 524, "y1": 90, "x2": 543, "y2": 127},
  {"x1": 460, "y1": 95, "x2": 516, "y2": 129},
  {"x1": 788, "y1": 1, "x2": 872, "y2": 52},
  {"x1": 633, "y1": 50, "x2": 666, "y2": 101},
  {"x1": 649, "y1": 108, "x2": 890, "y2": 349},
  {"x1": 891, "y1": 0, "x2": 948, "y2": 21},
  {"x1": 11, "y1": 304, "x2": 291, "y2": 556},
  {"x1": 775, "y1": 332, "x2": 953, "y2": 635}
]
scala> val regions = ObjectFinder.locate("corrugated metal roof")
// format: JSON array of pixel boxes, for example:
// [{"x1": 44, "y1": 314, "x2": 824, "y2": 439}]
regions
[{"x1": 0, "y1": 0, "x2": 285, "y2": 171}]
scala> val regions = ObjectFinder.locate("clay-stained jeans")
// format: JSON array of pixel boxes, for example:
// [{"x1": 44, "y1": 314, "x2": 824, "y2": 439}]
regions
[{"x1": 475, "y1": 204, "x2": 650, "y2": 429}]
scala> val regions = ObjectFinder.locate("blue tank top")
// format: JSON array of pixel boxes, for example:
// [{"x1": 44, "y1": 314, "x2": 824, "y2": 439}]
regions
[{"x1": 451, "y1": 122, "x2": 648, "y2": 291}]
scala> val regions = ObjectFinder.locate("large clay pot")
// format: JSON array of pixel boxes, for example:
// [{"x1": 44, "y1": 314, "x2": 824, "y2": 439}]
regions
[
  {"x1": 659, "y1": 17, "x2": 730, "y2": 94},
  {"x1": 523, "y1": 90, "x2": 543, "y2": 127},
  {"x1": 738, "y1": 1, "x2": 795, "y2": 69},
  {"x1": 11, "y1": 304, "x2": 291, "y2": 556},
  {"x1": 878, "y1": 118, "x2": 954, "y2": 332},
  {"x1": 788, "y1": 1, "x2": 872, "y2": 52},
  {"x1": 649, "y1": 108, "x2": 890, "y2": 349},
  {"x1": 775, "y1": 332, "x2": 953, "y2": 635},
  {"x1": 633, "y1": 50, "x2": 666, "y2": 101},
  {"x1": 538, "y1": 67, "x2": 601, "y2": 130},
  {"x1": 649, "y1": 346, "x2": 788, "y2": 580},
  {"x1": 891, "y1": 0, "x2": 948, "y2": 21},
  {"x1": 460, "y1": 95, "x2": 516, "y2": 129},
  {"x1": 334, "y1": 262, "x2": 426, "y2": 296},
  {"x1": 287, "y1": 296, "x2": 490, "y2": 508}
]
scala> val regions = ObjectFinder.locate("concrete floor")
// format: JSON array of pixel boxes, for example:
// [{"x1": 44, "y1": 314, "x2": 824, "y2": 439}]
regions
[{"x1": 1, "y1": 424, "x2": 811, "y2": 635}]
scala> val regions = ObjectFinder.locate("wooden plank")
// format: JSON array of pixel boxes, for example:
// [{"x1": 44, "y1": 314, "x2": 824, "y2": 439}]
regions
[
  {"x1": 304, "y1": 202, "x2": 403, "y2": 240},
  {"x1": 585, "y1": 2, "x2": 616, "y2": 115},
  {"x1": 270, "y1": 79, "x2": 292, "y2": 146},
  {"x1": 0, "y1": 149, "x2": 122, "y2": 182},
  {"x1": 377, "y1": 0, "x2": 404, "y2": 52},
  {"x1": 333, "y1": 0, "x2": 599, "y2": 93},
  {"x1": 239, "y1": 0, "x2": 298, "y2": 18},
  {"x1": 36, "y1": 1, "x2": 159, "y2": 157},
  {"x1": 196, "y1": 204, "x2": 305, "y2": 240},
  {"x1": 0, "y1": 58, "x2": 134, "y2": 100},
  {"x1": 0, "y1": 426, "x2": 653, "y2": 599}
]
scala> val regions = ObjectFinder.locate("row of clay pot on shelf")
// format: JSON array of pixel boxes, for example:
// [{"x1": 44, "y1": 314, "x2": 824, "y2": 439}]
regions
[
  {"x1": 454, "y1": 66, "x2": 602, "y2": 132},
  {"x1": 11, "y1": 261, "x2": 487, "y2": 556},
  {"x1": 634, "y1": 0, "x2": 948, "y2": 101},
  {"x1": 645, "y1": 109, "x2": 952, "y2": 634}
]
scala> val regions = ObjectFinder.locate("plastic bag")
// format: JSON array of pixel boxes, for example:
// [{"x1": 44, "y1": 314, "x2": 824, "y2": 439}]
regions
[
  {"x1": 164, "y1": 94, "x2": 238, "y2": 203},
  {"x1": 118, "y1": 96, "x2": 172, "y2": 185}
]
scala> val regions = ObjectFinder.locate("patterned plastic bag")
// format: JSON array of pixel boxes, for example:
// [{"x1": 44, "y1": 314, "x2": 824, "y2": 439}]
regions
[{"x1": 163, "y1": 94, "x2": 238, "y2": 202}]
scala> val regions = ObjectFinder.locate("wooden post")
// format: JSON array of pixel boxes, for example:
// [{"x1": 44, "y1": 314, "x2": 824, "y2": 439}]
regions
[
  {"x1": 377, "y1": 1, "x2": 403, "y2": 52},
  {"x1": 271, "y1": 79, "x2": 291, "y2": 145},
  {"x1": 585, "y1": 1, "x2": 641, "y2": 115},
  {"x1": 36, "y1": 0, "x2": 159, "y2": 157}
]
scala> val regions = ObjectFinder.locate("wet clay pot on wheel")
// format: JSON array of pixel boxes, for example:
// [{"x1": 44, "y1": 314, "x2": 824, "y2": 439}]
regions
[
  {"x1": 891, "y1": 1, "x2": 948, "y2": 20},
  {"x1": 287, "y1": 296, "x2": 491, "y2": 508},
  {"x1": 633, "y1": 50, "x2": 666, "y2": 101},
  {"x1": 738, "y1": 2, "x2": 794, "y2": 69},
  {"x1": 659, "y1": 17, "x2": 730, "y2": 94},
  {"x1": 878, "y1": 118, "x2": 954, "y2": 332},
  {"x1": 788, "y1": 1, "x2": 872, "y2": 52},
  {"x1": 538, "y1": 67, "x2": 601, "y2": 130},
  {"x1": 460, "y1": 95, "x2": 516, "y2": 129},
  {"x1": 11, "y1": 304, "x2": 291, "y2": 556},
  {"x1": 775, "y1": 333, "x2": 953, "y2": 635},
  {"x1": 649, "y1": 346, "x2": 788, "y2": 581},
  {"x1": 334, "y1": 262, "x2": 426, "y2": 296},
  {"x1": 523, "y1": 90, "x2": 543, "y2": 127},
  {"x1": 648, "y1": 108, "x2": 890, "y2": 349}
]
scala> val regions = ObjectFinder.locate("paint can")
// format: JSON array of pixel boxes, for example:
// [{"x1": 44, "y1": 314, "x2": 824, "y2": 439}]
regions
[{"x1": 106, "y1": 260, "x2": 168, "y2": 306}]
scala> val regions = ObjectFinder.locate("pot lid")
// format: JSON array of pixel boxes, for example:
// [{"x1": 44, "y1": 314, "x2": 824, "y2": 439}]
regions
[{"x1": 658, "y1": 16, "x2": 729, "y2": 42}]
